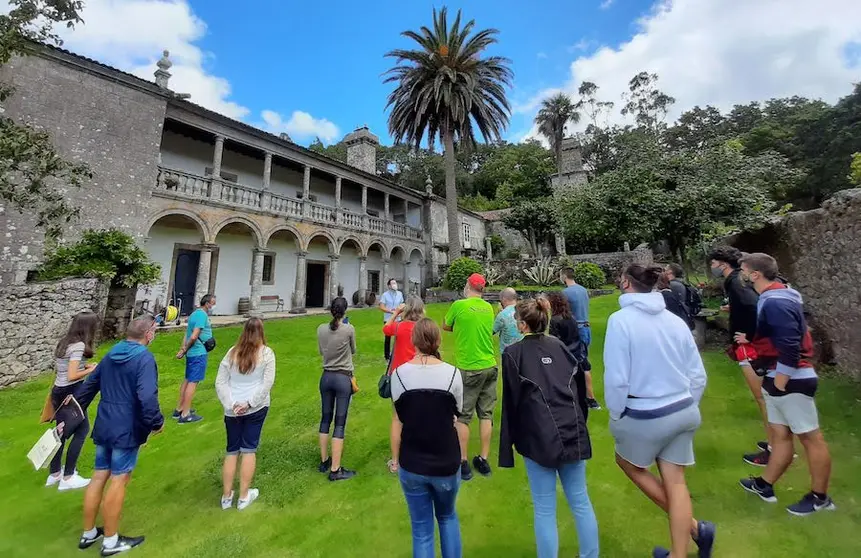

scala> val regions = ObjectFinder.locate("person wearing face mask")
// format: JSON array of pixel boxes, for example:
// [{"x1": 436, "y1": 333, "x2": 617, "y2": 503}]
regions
[
  {"x1": 75, "y1": 316, "x2": 165, "y2": 556},
  {"x1": 604, "y1": 265, "x2": 714, "y2": 558},
  {"x1": 174, "y1": 294, "x2": 217, "y2": 424},
  {"x1": 736, "y1": 253, "x2": 835, "y2": 516},
  {"x1": 379, "y1": 278, "x2": 405, "y2": 361}
]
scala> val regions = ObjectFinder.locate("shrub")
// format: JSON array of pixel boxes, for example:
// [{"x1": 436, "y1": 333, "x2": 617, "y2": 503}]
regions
[
  {"x1": 443, "y1": 257, "x2": 483, "y2": 291},
  {"x1": 523, "y1": 257, "x2": 558, "y2": 286},
  {"x1": 504, "y1": 247, "x2": 523, "y2": 259},
  {"x1": 483, "y1": 264, "x2": 504, "y2": 286},
  {"x1": 573, "y1": 262, "x2": 605, "y2": 289},
  {"x1": 36, "y1": 228, "x2": 161, "y2": 287},
  {"x1": 488, "y1": 234, "x2": 506, "y2": 257}
]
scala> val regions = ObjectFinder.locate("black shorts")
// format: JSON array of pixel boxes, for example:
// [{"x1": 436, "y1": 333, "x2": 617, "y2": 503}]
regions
[{"x1": 225, "y1": 407, "x2": 269, "y2": 454}]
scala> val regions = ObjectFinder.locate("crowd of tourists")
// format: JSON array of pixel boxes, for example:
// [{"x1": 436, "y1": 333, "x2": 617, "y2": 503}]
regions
[{"x1": 40, "y1": 250, "x2": 835, "y2": 557}]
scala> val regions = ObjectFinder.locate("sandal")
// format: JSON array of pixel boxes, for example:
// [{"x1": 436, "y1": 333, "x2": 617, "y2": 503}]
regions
[{"x1": 387, "y1": 459, "x2": 399, "y2": 473}]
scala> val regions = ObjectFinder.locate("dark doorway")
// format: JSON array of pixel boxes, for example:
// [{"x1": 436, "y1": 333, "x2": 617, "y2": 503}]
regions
[
  {"x1": 174, "y1": 249, "x2": 200, "y2": 316},
  {"x1": 368, "y1": 270, "x2": 381, "y2": 296},
  {"x1": 306, "y1": 262, "x2": 327, "y2": 308}
]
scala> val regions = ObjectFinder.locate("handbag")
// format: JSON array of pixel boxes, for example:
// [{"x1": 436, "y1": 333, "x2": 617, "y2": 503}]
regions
[
  {"x1": 39, "y1": 392, "x2": 55, "y2": 423},
  {"x1": 377, "y1": 323, "x2": 399, "y2": 399},
  {"x1": 203, "y1": 336, "x2": 216, "y2": 352},
  {"x1": 351, "y1": 375, "x2": 360, "y2": 394},
  {"x1": 54, "y1": 395, "x2": 86, "y2": 436}
]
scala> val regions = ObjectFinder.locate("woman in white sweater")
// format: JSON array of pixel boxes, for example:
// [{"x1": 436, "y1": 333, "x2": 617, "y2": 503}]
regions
[
  {"x1": 215, "y1": 318, "x2": 276, "y2": 511},
  {"x1": 603, "y1": 264, "x2": 714, "y2": 558}
]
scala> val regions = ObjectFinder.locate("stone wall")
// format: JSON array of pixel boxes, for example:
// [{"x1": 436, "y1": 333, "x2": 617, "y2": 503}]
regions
[
  {"x1": 727, "y1": 189, "x2": 861, "y2": 379},
  {"x1": 0, "y1": 278, "x2": 108, "y2": 387}
]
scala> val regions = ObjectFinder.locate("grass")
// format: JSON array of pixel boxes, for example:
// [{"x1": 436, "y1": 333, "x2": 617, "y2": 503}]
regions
[{"x1": 1, "y1": 297, "x2": 860, "y2": 557}]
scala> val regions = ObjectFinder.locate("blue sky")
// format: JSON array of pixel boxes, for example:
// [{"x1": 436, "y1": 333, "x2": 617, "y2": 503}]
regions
[{"x1": 49, "y1": 0, "x2": 861, "y2": 147}]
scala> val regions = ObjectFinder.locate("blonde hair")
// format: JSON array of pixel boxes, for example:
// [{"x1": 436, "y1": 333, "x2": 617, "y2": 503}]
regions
[{"x1": 401, "y1": 296, "x2": 425, "y2": 322}]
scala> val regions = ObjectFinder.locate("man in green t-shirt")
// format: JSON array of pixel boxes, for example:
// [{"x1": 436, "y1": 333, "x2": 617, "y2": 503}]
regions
[{"x1": 443, "y1": 273, "x2": 497, "y2": 481}]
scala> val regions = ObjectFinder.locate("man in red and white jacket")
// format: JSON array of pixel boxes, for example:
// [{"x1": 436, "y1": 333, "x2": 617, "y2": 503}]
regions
[{"x1": 736, "y1": 253, "x2": 835, "y2": 516}]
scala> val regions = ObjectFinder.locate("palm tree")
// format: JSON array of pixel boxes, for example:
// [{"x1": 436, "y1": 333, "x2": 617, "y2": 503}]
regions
[
  {"x1": 535, "y1": 93, "x2": 580, "y2": 174},
  {"x1": 384, "y1": 7, "x2": 512, "y2": 260}
]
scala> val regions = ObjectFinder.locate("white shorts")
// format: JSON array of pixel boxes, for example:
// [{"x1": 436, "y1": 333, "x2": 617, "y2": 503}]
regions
[{"x1": 762, "y1": 390, "x2": 819, "y2": 434}]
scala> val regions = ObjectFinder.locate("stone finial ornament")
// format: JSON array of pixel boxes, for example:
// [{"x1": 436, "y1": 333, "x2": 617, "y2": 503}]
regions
[
  {"x1": 425, "y1": 175, "x2": 434, "y2": 195},
  {"x1": 154, "y1": 49, "x2": 172, "y2": 89}
]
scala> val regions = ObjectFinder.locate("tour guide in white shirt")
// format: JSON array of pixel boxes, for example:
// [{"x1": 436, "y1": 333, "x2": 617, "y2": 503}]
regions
[{"x1": 379, "y1": 278, "x2": 404, "y2": 361}]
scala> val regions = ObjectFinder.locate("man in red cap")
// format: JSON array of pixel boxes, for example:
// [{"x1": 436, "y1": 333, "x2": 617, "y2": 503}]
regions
[{"x1": 443, "y1": 273, "x2": 497, "y2": 480}]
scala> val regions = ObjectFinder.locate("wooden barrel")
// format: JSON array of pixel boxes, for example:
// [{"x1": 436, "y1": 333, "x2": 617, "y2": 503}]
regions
[{"x1": 238, "y1": 296, "x2": 251, "y2": 316}]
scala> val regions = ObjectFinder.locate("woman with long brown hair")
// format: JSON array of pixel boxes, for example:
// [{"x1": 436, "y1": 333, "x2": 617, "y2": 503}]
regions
[
  {"x1": 215, "y1": 317, "x2": 276, "y2": 510},
  {"x1": 46, "y1": 311, "x2": 101, "y2": 491},
  {"x1": 546, "y1": 292, "x2": 601, "y2": 410}
]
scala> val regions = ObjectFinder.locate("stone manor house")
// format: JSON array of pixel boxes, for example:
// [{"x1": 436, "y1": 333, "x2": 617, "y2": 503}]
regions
[{"x1": 0, "y1": 46, "x2": 490, "y2": 316}]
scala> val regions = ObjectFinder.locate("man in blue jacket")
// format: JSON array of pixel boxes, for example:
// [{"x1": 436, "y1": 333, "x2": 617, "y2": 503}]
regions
[{"x1": 75, "y1": 316, "x2": 165, "y2": 556}]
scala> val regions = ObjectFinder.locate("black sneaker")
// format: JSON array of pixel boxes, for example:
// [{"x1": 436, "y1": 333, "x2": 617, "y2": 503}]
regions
[
  {"x1": 318, "y1": 457, "x2": 332, "y2": 473},
  {"x1": 694, "y1": 520, "x2": 716, "y2": 558},
  {"x1": 587, "y1": 398, "x2": 602, "y2": 410},
  {"x1": 79, "y1": 527, "x2": 104, "y2": 549},
  {"x1": 177, "y1": 412, "x2": 203, "y2": 424},
  {"x1": 460, "y1": 460, "x2": 473, "y2": 481},
  {"x1": 786, "y1": 492, "x2": 836, "y2": 516},
  {"x1": 328, "y1": 467, "x2": 356, "y2": 482},
  {"x1": 743, "y1": 449, "x2": 770, "y2": 467},
  {"x1": 652, "y1": 547, "x2": 670, "y2": 558},
  {"x1": 101, "y1": 535, "x2": 145, "y2": 556},
  {"x1": 756, "y1": 440, "x2": 769, "y2": 452},
  {"x1": 172, "y1": 408, "x2": 195, "y2": 419},
  {"x1": 472, "y1": 455, "x2": 492, "y2": 477},
  {"x1": 739, "y1": 477, "x2": 777, "y2": 503}
]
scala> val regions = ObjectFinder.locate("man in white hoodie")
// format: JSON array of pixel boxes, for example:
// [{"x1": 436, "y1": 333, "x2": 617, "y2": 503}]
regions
[{"x1": 604, "y1": 264, "x2": 714, "y2": 558}]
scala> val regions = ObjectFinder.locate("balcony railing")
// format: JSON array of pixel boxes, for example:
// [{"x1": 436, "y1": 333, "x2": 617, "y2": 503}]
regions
[{"x1": 154, "y1": 167, "x2": 423, "y2": 242}]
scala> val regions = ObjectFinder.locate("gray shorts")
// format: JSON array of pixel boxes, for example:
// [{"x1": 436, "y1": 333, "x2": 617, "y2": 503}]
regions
[
  {"x1": 610, "y1": 404, "x2": 701, "y2": 468},
  {"x1": 762, "y1": 390, "x2": 819, "y2": 434}
]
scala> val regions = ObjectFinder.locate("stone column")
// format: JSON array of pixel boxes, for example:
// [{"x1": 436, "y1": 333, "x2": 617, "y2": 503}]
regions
[
  {"x1": 328, "y1": 255, "x2": 340, "y2": 304},
  {"x1": 418, "y1": 260, "x2": 427, "y2": 296},
  {"x1": 361, "y1": 185, "x2": 369, "y2": 229},
  {"x1": 261, "y1": 152, "x2": 272, "y2": 211},
  {"x1": 302, "y1": 165, "x2": 311, "y2": 218},
  {"x1": 403, "y1": 199, "x2": 409, "y2": 223},
  {"x1": 210, "y1": 135, "x2": 225, "y2": 200},
  {"x1": 193, "y1": 245, "x2": 214, "y2": 307},
  {"x1": 334, "y1": 176, "x2": 342, "y2": 225},
  {"x1": 249, "y1": 248, "x2": 265, "y2": 317},
  {"x1": 357, "y1": 256, "x2": 368, "y2": 307},
  {"x1": 485, "y1": 237, "x2": 493, "y2": 261},
  {"x1": 290, "y1": 251, "x2": 308, "y2": 314},
  {"x1": 384, "y1": 193, "x2": 390, "y2": 220},
  {"x1": 383, "y1": 258, "x2": 390, "y2": 284}
]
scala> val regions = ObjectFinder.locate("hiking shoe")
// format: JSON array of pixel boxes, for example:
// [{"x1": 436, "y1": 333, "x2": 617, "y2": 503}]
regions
[
  {"x1": 472, "y1": 455, "x2": 492, "y2": 477},
  {"x1": 178, "y1": 412, "x2": 203, "y2": 424},
  {"x1": 460, "y1": 460, "x2": 473, "y2": 481},
  {"x1": 743, "y1": 450, "x2": 770, "y2": 467},
  {"x1": 59, "y1": 473, "x2": 90, "y2": 491},
  {"x1": 756, "y1": 440, "x2": 769, "y2": 452},
  {"x1": 318, "y1": 457, "x2": 332, "y2": 473},
  {"x1": 78, "y1": 527, "x2": 104, "y2": 549},
  {"x1": 328, "y1": 467, "x2": 356, "y2": 482},
  {"x1": 221, "y1": 491, "x2": 234, "y2": 510},
  {"x1": 237, "y1": 488, "x2": 259, "y2": 510},
  {"x1": 652, "y1": 547, "x2": 670, "y2": 558},
  {"x1": 172, "y1": 408, "x2": 195, "y2": 419},
  {"x1": 101, "y1": 535, "x2": 145, "y2": 556},
  {"x1": 587, "y1": 398, "x2": 602, "y2": 410},
  {"x1": 695, "y1": 520, "x2": 716, "y2": 558},
  {"x1": 787, "y1": 492, "x2": 836, "y2": 516},
  {"x1": 740, "y1": 477, "x2": 777, "y2": 503}
]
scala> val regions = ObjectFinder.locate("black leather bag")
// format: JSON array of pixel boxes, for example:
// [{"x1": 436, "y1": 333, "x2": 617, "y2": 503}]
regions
[{"x1": 203, "y1": 336, "x2": 216, "y2": 352}]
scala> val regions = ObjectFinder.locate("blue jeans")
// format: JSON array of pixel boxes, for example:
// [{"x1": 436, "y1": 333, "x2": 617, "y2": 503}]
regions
[
  {"x1": 523, "y1": 457, "x2": 599, "y2": 558},
  {"x1": 399, "y1": 467, "x2": 462, "y2": 558}
]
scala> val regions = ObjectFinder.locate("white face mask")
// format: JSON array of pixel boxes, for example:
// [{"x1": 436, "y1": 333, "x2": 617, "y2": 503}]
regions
[{"x1": 390, "y1": 283, "x2": 398, "y2": 291}]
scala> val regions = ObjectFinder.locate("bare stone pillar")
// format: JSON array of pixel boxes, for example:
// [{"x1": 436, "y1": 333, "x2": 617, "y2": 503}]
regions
[
  {"x1": 210, "y1": 135, "x2": 225, "y2": 200},
  {"x1": 329, "y1": 255, "x2": 340, "y2": 304},
  {"x1": 290, "y1": 251, "x2": 308, "y2": 314},
  {"x1": 555, "y1": 233, "x2": 567, "y2": 257},
  {"x1": 383, "y1": 258, "x2": 390, "y2": 284},
  {"x1": 193, "y1": 245, "x2": 214, "y2": 307},
  {"x1": 357, "y1": 256, "x2": 368, "y2": 307},
  {"x1": 261, "y1": 152, "x2": 272, "y2": 210},
  {"x1": 361, "y1": 185, "x2": 369, "y2": 229},
  {"x1": 384, "y1": 193, "x2": 390, "y2": 220},
  {"x1": 302, "y1": 165, "x2": 311, "y2": 218},
  {"x1": 418, "y1": 261, "x2": 426, "y2": 296},
  {"x1": 249, "y1": 248, "x2": 265, "y2": 317},
  {"x1": 334, "y1": 176, "x2": 342, "y2": 225},
  {"x1": 485, "y1": 237, "x2": 493, "y2": 261}
]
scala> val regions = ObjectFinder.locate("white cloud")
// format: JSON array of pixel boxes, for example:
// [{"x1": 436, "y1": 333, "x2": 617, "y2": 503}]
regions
[
  {"x1": 537, "y1": 52, "x2": 548, "y2": 60},
  {"x1": 521, "y1": 0, "x2": 861, "y2": 140},
  {"x1": 600, "y1": 0, "x2": 615, "y2": 9},
  {"x1": 260, "y1": 110, "x2": 340, "y2": 144}
]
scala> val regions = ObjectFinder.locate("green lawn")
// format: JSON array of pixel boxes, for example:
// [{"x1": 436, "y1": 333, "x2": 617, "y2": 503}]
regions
[{"x1": 1, "y1": 297, "x2": 860, "y2": 557}]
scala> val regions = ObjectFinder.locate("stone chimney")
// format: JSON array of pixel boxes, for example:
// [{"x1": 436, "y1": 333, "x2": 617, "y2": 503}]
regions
[
  {"x1": 154, "y1": 50, "x2": 172, "y2": 89},
  {"x1": 559, "y1": 137, "x2": 584, "y2": 175},
  {"x1": 344, "y1": 126, "x2": 379, "y2": 174}
]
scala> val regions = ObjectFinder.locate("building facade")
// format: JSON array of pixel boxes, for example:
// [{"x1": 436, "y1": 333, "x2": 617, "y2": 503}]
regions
[{"x1": 0, "y1": 46, "x2": 486, "y2": 316}]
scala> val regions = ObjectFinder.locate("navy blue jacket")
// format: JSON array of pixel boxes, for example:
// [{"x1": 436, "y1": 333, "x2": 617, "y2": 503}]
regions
[{"x1": 77, "y1": 341, "x2": 164, "y2": 449}]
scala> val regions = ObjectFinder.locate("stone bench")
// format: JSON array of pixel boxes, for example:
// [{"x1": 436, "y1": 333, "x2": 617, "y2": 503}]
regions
[{"x1": 260, "y1": 295, "x2": 284, "y2": 312}]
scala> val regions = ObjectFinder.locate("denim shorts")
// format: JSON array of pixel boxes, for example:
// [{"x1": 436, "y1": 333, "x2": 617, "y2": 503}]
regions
[
  {"x1": 185, "y1": 354, "x2": 208, "y2": 383},
  {"x1": 225, "y1": 407, "x2": 269, "y2": 454},
  {"x1": 94, "y1": 445, "x2": 140, "y2": 476}
]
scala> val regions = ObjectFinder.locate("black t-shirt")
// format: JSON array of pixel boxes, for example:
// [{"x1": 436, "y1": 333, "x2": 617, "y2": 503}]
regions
[{"x1": 724, "y1": 269, "x2": 759, "y2": 340}]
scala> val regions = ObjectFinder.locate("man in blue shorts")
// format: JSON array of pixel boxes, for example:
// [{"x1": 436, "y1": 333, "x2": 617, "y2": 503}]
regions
[
  {"x1": 174, "y1": 294, "x2": 216, "y2": 423},
  {"x1": 561, "y1": 268, "x2": 601, "y2": 409},
  {"x1": 76, "y1": 316, "x2": 164, "y2": 555}
]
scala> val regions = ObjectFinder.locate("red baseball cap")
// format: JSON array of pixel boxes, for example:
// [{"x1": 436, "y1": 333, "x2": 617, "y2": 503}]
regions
[{"x1": 467, "y1": 273, "x2": 487, "y2": 289}]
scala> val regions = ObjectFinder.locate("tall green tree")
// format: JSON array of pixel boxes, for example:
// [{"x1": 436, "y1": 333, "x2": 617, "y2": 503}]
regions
[
  {"x1": 0, "y1": 0, "x2": 92, "y2": 238},
  {"x1": 384, "y1": 7, "x2": 513, "y2": 259},
  {"x1": 535, "y1": 92, "x2": 580, "y2": 174}
]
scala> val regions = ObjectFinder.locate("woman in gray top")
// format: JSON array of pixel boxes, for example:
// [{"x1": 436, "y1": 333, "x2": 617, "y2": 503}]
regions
[
  {"x1": 47, "y1": 311, "x2": 100, "y2": 491},
  {"x1": 316, "y1": 297, "x2": 357, "y2": 481}
]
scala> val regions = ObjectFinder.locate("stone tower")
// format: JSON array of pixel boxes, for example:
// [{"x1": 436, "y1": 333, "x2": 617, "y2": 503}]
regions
[
  {"x1": 344, "y1": 126, "x2": 379, "y2": 174},
  {"x1": 550, "y1": 137, "x2": 588, "y2": 193}
]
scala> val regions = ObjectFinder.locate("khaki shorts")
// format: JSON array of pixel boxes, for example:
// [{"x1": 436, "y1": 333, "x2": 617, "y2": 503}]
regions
[
  {"x1": 458, "y1": 367, "x2": 498, "y2": 424},
  {"x1": 762, "y1": 390, "x2": 819, "y2": 434}
]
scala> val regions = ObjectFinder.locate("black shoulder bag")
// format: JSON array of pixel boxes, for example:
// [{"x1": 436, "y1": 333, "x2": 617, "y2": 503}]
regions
[{"x1": 378, "y1": 323, "x2": 398, "y2": 398}]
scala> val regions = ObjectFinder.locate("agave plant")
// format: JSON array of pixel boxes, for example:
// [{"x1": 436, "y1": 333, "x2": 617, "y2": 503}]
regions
[
  {"x1": 523, "y1": 257, "x2": 558, "y2": 286},
  {"x1": 483, "y1": 264, "x2": 504, "y2": 286}
]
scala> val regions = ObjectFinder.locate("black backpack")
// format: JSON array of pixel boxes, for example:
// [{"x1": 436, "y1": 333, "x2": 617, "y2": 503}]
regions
[{"x1": 684, "y1": 283, "x2": 703, "y2": 316}]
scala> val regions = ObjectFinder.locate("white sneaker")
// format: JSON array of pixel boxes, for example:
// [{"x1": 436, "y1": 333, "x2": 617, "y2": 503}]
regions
[
  {"x1": 237, "y1": 489, "x2": 259, "y2": 511},
  {"x1": 221, "y1": 491, "x2": 234, "y2": 510},
  {"x1": 45, "y1": 473, "x2": 62, "y2": 487},
  {"x1": 59, "y1": 473, "x2": 91, "y2": 491}
]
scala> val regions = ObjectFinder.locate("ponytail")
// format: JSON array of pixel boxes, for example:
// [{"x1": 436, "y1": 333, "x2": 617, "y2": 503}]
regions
[
  {"x1": 329, "y1": 297, "x2": 348, "y2": 331},
  {"x1": 515, "y1": 297, "x2": 550, "y2": 334}
]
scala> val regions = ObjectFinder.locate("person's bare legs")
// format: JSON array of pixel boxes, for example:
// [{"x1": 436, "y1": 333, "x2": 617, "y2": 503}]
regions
[
  {"x1": 455, "y1": 421, "x2": 470, "y2": 461},
  {"x1": 761, "y1": 424, "x2": 794, "y2": 485},
  {"x1": 331, "y1": 438, "x2": 345, "y2": 471},
  {"x1": 740, "y1": 365, "x2": 770, "y2": 446},
  {"x1": 222, "y1": 454, "x2": 237, "y2": 498},
  {"x1": 657, "y1": 460, "x2": 692, "y2": 558},
  {"x1": 797, "y1": 430, "x2": 831, "y2": 494},
  {"x1": 390, "y1": 411, "x2": 402, "y2": 468},
  {"x1": 83, "y1": 469, "x2": 110, "y2": 531},
  {"x1": 102, "y1": 474, "x2": 131, "y2": 538},
  {"x1": 175, "y1": 379, "x2": 188, "y2": 412},
  {"x1": 319, "y1": 433, "x2": 330, "y2": 463},
  {"x1": 180, "y1": 381, "x2": 198, "y2": 416},
  {"x1": 238, "y1": 453, "x2": 256, "y2": 500},
  {"x1": 615, "y1": 454, "x2": 699, "y2": 538},
  {"x1": 479, "y1": 419, "x2": 493, "y2": 460},
  {"x1": 585, "y1": 370, "x2": 596, "y2": 400}
]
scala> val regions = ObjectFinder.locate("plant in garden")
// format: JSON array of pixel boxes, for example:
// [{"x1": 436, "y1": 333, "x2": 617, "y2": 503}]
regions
[
  {"x1": 523, "y1": 257, "x2": 558, "y2": 286},
  {"x1": 488, "y1": 234, "x2": 506, "y2": 257},
  {"x1": 483, "y1": 263, "x2": 504, "y2": 286},
  {"x1": 36, "y1": 228, "x2": 161, "y2": 287},
  {"x1": 573, "y1": 262, "x2": 606, "y2": 289},
  {"x1": 443, "y1": 256, "x2": 484, "y2": 291}
]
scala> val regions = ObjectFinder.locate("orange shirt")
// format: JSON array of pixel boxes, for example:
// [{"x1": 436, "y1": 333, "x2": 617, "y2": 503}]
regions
[{"x1": 383, "y1": 320, "x2": 417, "y2": 372}]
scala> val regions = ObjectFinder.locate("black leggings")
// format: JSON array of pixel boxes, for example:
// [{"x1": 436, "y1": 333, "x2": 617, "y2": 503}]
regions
[
  {"x1": 319, "y1": 371, "x2": 353, "y2": 439},
  {"x1": 384, "y1": 335, "x2": 392, "y2": 360},
  {"x1": 50, "y1": 385, "x2": 90, "y2": 476}
]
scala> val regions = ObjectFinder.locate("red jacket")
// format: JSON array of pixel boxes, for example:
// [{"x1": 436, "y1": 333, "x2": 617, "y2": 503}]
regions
[{"x1": 383, "y1": 320, "x2": 417, "y2": 372}]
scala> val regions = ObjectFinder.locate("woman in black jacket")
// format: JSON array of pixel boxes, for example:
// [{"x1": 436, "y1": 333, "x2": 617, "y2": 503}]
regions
[
  {"x1": 499, "y1": 298, "x2": 598, "y2": 558},
  {"x1": 547, "y1": 292, "x2": 600, "y2": 410}
]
